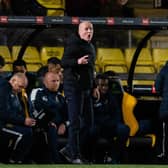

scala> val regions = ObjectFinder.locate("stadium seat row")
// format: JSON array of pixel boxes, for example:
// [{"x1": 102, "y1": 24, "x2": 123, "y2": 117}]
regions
[
  {"x1": 1, "y1": 46, "x2": 168, "y2": 74},
  {"x1": 96, "y1": 48, "x2": 168, "y2": 74},
  {"x1": 1, "y1": 46, "x2": 64, "y2": 72}
]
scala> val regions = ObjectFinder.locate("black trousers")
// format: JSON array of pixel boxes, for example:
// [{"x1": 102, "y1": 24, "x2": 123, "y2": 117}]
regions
[{"x1": 64, "y1": 85, "x2": 93, "y2": 159}]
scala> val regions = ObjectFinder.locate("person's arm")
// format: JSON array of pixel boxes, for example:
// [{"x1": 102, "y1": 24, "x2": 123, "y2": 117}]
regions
[
  {"x1": 61, "y1": 44, "x2": 79, "y2": 68},
  {"x1": 0, "y1": 83, "x2": 10, "y2": 122},
  {"x1": 155, "y1": 68, "x2": 164, "y2": 94},
  {"x1": 34, "y1": 90, "x2": 60, "y2": 117}
]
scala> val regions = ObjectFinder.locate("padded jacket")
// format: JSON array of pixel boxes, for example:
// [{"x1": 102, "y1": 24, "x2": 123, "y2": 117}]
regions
[
  {"x1": 33, "y1": 87, "x2": 68, "y2": 128},
  {"x1": 61, "y1": 33, "x2": 96, "y2": 90},
  {"x1": 155, "y1": 61, "x2": 168, "y2": 120},
  {"x1": 0, "y1": 81, "x2": 30, "y2": 128}
]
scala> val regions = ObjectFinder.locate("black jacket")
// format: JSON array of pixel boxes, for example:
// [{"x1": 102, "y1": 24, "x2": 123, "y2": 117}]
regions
[
  {"x1": 155, "y1": 61, "x2": 168, "y2": 120},
  {"x1": 0, "y1": 82, "x2": 31, "y2": 128},
  {"x1": 93, "y1": 91, "x2": 123, "y2": 127},
  {"x1": 33, "y1": 87, "x2": 68, "y2": 128},
  {"x1": 61, "y1": 33, "x2": 96, "y2": 90}
]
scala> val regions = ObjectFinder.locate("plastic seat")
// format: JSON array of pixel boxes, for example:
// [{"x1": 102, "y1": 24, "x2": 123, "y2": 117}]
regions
[
  {"x1": 36, "y1": 0, "x2": 65, "y2": 16},
  {"x1": 152, "y1": 48, "x2": 168, "y2": 72},
  {"x1": 3, "y1": 63, "x2": 12, "y2": 72},
  {"x1": 40, "y1": 46, "x2": 64, "y2": 65},
  {"x1": 111, "y1": 78, "x2": 156, "y2": 148},
  {"x1": 97, "y1": 48, "x2": 127, "y2": 73},
  {"x1": 125, "y1": 48, "x2": 156, "y2": 73},
  {"x1": 104, "y1": 65, "x2": 128, "y2": 73},
  {"x1": 133, "y1": 80, "x2": 154, "y2": 86},
  {"x1": 26, "y1": 63, "x2": 42, "y2": 72},
  {"x1": 12, "y1": 46, "x2": 41, "y2": 64},
  {"x1": 0, "y1": 46, "x2": 12, "y2": 63}
]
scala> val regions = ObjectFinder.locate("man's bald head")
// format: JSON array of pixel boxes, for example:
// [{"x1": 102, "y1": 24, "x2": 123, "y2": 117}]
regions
[
  {"x1": 43, "y1": 72, "x2": 60, "y2": 92},
  {"x1": 9, "y1": 72, "x2": 28, "y2": 94}
]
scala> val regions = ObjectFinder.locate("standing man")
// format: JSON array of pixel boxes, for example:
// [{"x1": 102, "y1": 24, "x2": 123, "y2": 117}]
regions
[
  {"x1": 155, "y1": 61, "x2": 168, "y2": 160},
  {"x1": 60, "y1": 21, "x2": 96, "y2": 164}
]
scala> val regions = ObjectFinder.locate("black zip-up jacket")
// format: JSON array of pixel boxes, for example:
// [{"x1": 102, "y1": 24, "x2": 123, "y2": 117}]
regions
[
  {"x1": 61, "y1": 33, "x2": 96, "y2": 90},
  {"x1": 33, "y1": 87, "x2": 68, "y2": 128},
  {"x1": 155, "y1": 61, "x2": 168, "y2": 120},
  {"x1": 0, "y1": 81, "x2": 29, "y2": 128}
]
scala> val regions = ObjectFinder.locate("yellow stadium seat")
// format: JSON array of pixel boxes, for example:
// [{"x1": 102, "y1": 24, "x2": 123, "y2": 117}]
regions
[
  {"x1": 125, "y1": 48, "x2": 156, "y2": 73},
  {"x1": 133, "y1": 80, "x2": 154, "y2": 86},
  {"x1": 0, "y1": 46, "x2": 12, "y2": 63},
  {"x1": 104, "y1": 65, "x2": 128, "y2": 73},
  {"x1": 3, "y1": 63, "x2": 12, "y2": 72},
  {"x1": 26, "y1": 63, "x2": 42, "y2": 72},
  {"x1": 40, "y1": 46, "x2": 64, "y2": 65},
  {"x1": 134, "y1": 8, "x2": 168, "y2": 17},
  {"x1": 152, "y1": 48, "x2": 168, "y2": 72},
  {"x1": 111, "y1": 78, "x2": 156, "y2": 148},
  {"x1": 36, "y1": 0, "x2": 65, "y2": 16},
  {"x1": 12, "y1": 46, "x2": 41, "y2": 64},
  {"x1": 134, "y1": 66, "x2": 156, "y2": 74},
  {"x1": 97, "y1": 48, "x2": 127, "y2": 73}
]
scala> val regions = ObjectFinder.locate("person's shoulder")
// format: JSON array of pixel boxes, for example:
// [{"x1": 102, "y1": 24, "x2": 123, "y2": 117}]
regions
[
  {"x1": 0, "y1": 76, "x2": 8, "y2": 85},
  {"x1": 159, "y1": 61, "x2": 168, "y2": 73},
  {"x1": 66, "y1": 33, "x2": 80, "y2": 44},
  {"x1": 0, "y1": 77, "x2": 10, "y2": 90},
  {"x1": 30, "y1": 87, "x2": 43, "y2": 101},
  {"x1": 26, "y1": 72, "x2": 37, "y2": 79}
]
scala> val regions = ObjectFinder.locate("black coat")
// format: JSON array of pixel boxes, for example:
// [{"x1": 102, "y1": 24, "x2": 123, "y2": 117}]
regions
[
  {"x1": 155, "y1": 61, "x2": 168, "y2": 120},
  {"x1": 61, "y1": 33, "x2": 96, "y2": 90},
  {"x1": 33, "y1": 87, "x2": 68, "y2": 128},
  {"x1": 0, "y1": 82, "x2": 29, "y2": 128}
]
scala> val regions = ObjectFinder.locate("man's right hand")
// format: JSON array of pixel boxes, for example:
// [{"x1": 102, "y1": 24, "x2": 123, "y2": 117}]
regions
[
  {"x1": 77, "y1": 55, "x2": 89, "y2": 65},
  {"x1": 24, "y1": 118, "x2": 36, "y2": 127}
]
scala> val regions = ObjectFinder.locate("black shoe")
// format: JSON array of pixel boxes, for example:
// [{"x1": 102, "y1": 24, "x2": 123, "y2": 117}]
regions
[{"x1": 59, "y1": 147, "x2": 72, "y2": 162}]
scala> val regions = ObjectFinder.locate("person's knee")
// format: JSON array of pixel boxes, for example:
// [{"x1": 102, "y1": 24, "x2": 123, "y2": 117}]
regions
[
  {"x1": 137, "y1": 120, "x2": 152, "y2": 135},
  {"x1": 116, "y1": 124, "x2": 130, "y2": 138}
]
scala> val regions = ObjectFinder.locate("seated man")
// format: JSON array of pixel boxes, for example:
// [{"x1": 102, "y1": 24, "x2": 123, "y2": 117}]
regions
[
  {"x1": 30, "y1": 72, "x2": 68, "y2": 163},
  {"x1": 47, "y1": 57, "x2": 64, "y2": 94},
  {"x1": 92, "y1": 73, "x2": 130, "y2": 163},
  {"x1": 0, "y1": 72, "x2": 36, "y2": 163},
  {"x1": 35, "y1": 57, "x2": 63, "y2": 93},
  {"x1": 6, "y1": 59, "x2": 37, "y2": 96}
]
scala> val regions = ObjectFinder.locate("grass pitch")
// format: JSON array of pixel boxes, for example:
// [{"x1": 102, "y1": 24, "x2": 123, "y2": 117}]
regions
[{"x1": 0, "y1": 164, "x2": 167, "y2": 168}]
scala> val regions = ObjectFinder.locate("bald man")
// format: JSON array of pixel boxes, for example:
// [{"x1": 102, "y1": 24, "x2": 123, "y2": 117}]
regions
[
  {"x1": 0, "y1": 72, "x2": 36, "y2": 163},
  {"x1": 61, "y1": 21, "x2": 96, "y2": 164},
  {"x1": 30, "y1": 72, "x2": 68, "y2": 163}
]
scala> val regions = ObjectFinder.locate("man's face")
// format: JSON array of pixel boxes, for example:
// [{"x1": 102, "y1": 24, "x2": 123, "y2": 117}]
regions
[
  {"x1": 48, "y1": 63, "x2": 63, "y2": 83},
  {"x1": 44, "y1": 73, "x2": 60, "y2": 92},
  {"x1": 97, "y1": 79, "x2": 109, "y2": 95},
  {"x1": 13, "y1": 65, "x2": 26, "y2": 73},
  {"x1": 11, "y1": 77, "x2": 27, "y2": 93},
  {"x1": 78, "y1": 22, "x2": 94, "y2": 42}
]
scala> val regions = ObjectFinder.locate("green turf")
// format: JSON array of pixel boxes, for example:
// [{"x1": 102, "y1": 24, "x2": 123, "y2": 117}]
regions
[{"x1": 0, "y1": 164, "x2": 168, "y2": 168}]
